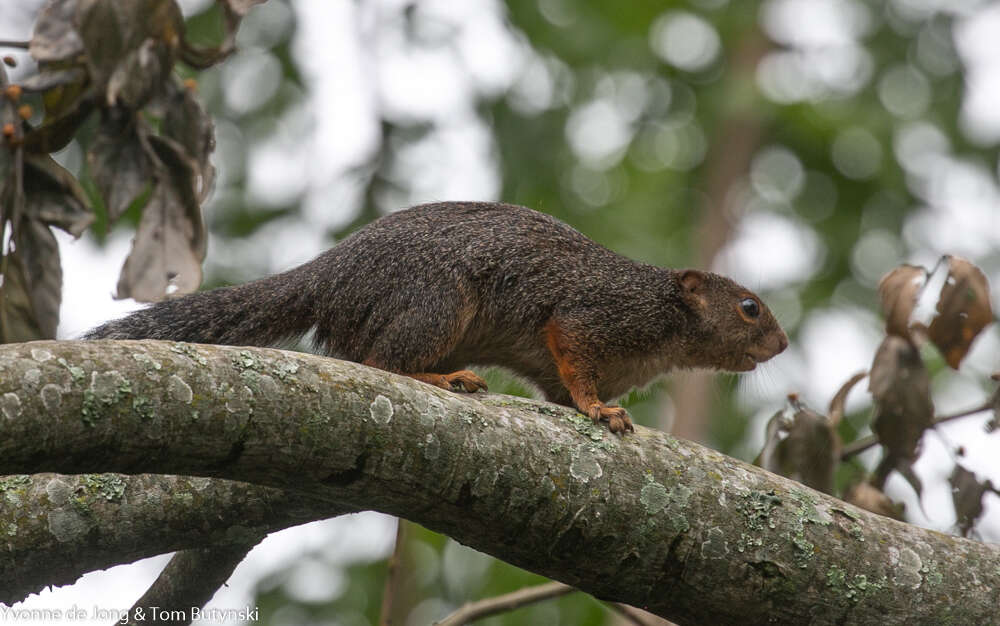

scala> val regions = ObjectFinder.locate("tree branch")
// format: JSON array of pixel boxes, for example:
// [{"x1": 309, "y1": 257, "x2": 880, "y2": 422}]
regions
[
  {"x1": 125, "y1": 543, "x2": 262, "y2": 626},
  {"x1": 1, "y1": 340, "x2": 999, "y2": 625},
  {"x1": 0, "y1": 472, "x2": 356, "y2": 604},
  {"x1": 841, "y1": 400, "x2": 994, "y2": 460}
]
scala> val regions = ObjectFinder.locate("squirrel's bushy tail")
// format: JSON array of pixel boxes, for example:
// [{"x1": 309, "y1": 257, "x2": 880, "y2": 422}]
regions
[{"x1": 84, "y1": 267, "x2": 316, "y2": 348}]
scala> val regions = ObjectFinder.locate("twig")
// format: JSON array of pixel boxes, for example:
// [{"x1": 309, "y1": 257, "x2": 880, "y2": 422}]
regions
[
  {"x1": 0, "y1": 41, "x2": 29, "y2": 49},
  {"x1": 841, "y1": 401, "x2": 994, "y2": 460},
  {"x1": 434, "y1": 581, "x2": 575, "y2": 626},
  {"x1": 378, "y1": 518, "x2": 407, "y2": 626},
  {"x1": 604, "y1": 602, "x2": 673, "y2": 625}
]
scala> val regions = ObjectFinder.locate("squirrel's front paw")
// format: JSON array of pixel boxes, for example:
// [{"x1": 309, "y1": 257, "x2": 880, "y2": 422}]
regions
[
  {"x1": 587, "y1": 403, "x2": 634, "y2": 434},
  {"x1": 444, "y1": 370, "x2": 488, "y2": 393}
]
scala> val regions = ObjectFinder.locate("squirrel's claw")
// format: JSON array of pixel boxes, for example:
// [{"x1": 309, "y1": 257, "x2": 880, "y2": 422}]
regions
[{"x1": 587, "y1": 403, "x2": 634, "y2": 434}]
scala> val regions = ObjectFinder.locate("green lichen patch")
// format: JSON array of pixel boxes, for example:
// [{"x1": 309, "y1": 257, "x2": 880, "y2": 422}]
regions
[
  {"x1": 239, "y1": 369, "x2": 262, "y2": 391},
  {"x1": 80, "y1": 389, "x2": 99, "y2": 427},
  {"x1": 639, "y1": 476, "x2": 691, "y2": 532},
  {"x1": 0, "y1": 475, "x2": 30, "y2": 493},
  {"x1": 562, "y1": 411, "x2": 605, "y2": 442},
  {"x1": 170, "y1": 343, "x2": 208, "y2": 365},
  {"x1": 737, "y1": 532, "x2": 763, "y2": 553},
  {"x1": 701, "y1": 527, "x2": 729, "y2": 559},
  {"x1": 1, "y1": 392, "x2": 22, "y2": 420},
  {"x1": 641, "y1": 481, "x2": 669, "y2": 515},
  {"x1": 30, "y1": 347, "x2": 54, "y2": 362},
  {"x1": 831, "y1": 506, "x2": 861, "y2": 521},
  {"x1": 569, "y1": 444, "x2": 603, "y2": 483},
  {"x1": 132, "y1": 352, "x2": 163, "y2": 371},
  {"x1": 271, "y1": 359, "x2": 300, "y2": 382},
  {"x1": 826, "y1": 565, "x2": 888, "y2": 602},
  {"x1": 132, "y1": 396, "x2": 155, "y2": 421},
  {"x1": 167, "y1": 375, "x2": 193, "y2": 404},
  {"x1": 80, "y1": 371, "x2": 133, "y2": 426},
  {"x1": 232, "y1": 350, "x2": 262, "y2": 371},
  {"x1": 422, "y1": 433, "x2": 441, "y2": 460},
  {"x1": 742, "y1": 490, "x2": 782, "y2": 532},
  {"x1": 369, "y1": 395, "x2": 394, "y2": 425},
  {"x1": 784, "y1": 489, "x2": 833, "y2": 568},
  {"x1": 82, "y1": 474, "x2": 126, "y2": 501},
  {"x1": 665, "y1": 484, "x2": 693, "y2": 532},
  {"x1": 57, "y1": 357, "x2": 85, "y2": 382},
  {"x1": 922, "y1": 559, "x2": 943, "y2": 586},
  {"x1": 850, "y1": 524, "x2": 865, "y2": 542}
]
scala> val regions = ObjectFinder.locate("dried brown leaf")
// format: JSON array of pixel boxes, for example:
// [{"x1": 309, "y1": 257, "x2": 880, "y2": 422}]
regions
[
  {"x1": 22, "y1": 153, "x2": 94, "y2": 236},
  {"x1": 869, "y1": 335, "x2": 934, "y2": 497},
  {"x1": 18, "y1": 68, "x2": 87, "y2": 93},
  {"x1": 755, "y1": 409, "x2": 789, "y2": 473},
  {"x1": 76, "y1": 0, "x2": 182, "y2": 103},
  {"x1": 843, "y1": 482, "x2": 903, "y2": 520},
  {"x1": 115, "y1": 136, "x2": 206, "y2": 302},
  {"x1": 14, "y1": 219, "x2": 62, "y2": 339},
  {"x1": 877, "y1": 264, "x2": 926, "y2": 339},
  {"x1": 0, "y1": 219, "x2": 62, "y2": 341},
  {"x1": 23, "y1": 86, "x2": 96, "y2": 153},
  {"x1": 780, "y1": 403, "x2": 840, "y2": 494},
  {"x1": 927, "y1": 256, "x2": 993, "y2": 369},
  {"x1": 949, "y1": 464, "x2": 992, "y2": 537},
  {"x1": 29, "y1": 0, "x2": 84, "y2": 63},
  {"x1": 116, "y1": 182, "x2": 203, "y2": 302},
  {"x1": 988, "y1": 374, "x2": 1000, "y2": 433},
  {"x1": 161, "y1": 80, "x2": 215, "y2": 199},
  {"x1": 87, "y1": 119, "x2": 151, "y2": 221},
  {"x1": 756, "y1": 399, "x2": 839, "y2": 494},
  {"x1": 105, "y1": 38, "x2": 170, "y2": 109}
]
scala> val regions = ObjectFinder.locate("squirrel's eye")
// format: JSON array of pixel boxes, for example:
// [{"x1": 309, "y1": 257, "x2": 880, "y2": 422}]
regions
[{"x1": 740, "y1": 298, "x2": 760, "y2": 319}]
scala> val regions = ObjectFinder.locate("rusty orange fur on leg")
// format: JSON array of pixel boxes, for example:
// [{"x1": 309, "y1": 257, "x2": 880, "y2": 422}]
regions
[
  {"x1": 407, "y1": 370, "x2": 487, "y2": 393},
  {"x1": 546, "y1": 319, "x2": 634, "y2": 434}
]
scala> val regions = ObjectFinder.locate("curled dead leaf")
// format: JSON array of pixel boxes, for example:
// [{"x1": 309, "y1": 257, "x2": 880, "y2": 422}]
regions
[
  {"x1": 877, "y1": 264, "x2": 926, "y2": 340},
  {"x1": 22, "y1": 153, "x2": 94, "y2": 236},
  {"x1": 927, "y1": 256, "x2": 993, "y2": 369},
  {"x1": 869, "y1": 335, "x2": 934, "y2": 498},
  {"x1": 756, "y1": 397, "x2": 839, "y2": 494},
  {"x1": 0, "y1": 219, "x2": 62, "y2": 341},
  {"x1": 828, "y1": 370, "x2": 867, "y2": 427},
  {"x1": 115, "y1": 135, "x2": 206, "y2": 302},
  {"x1": 843, "y1": 482, "x2": 903, "y2": 520},
  {"x1": 949, "y1": 464, "x2": 993, "y2": 537},
  {"x1": 87, "y1": 118, "x2": 152, "y2": 222}
]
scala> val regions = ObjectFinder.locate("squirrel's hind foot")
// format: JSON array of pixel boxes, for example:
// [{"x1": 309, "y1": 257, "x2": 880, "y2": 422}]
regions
[
  {"x1": 587, "y1": 403, "x2": 634, "y2": 434},
  {"x1": 409, "y1": 370, "x2": 488, "y2": 393}
]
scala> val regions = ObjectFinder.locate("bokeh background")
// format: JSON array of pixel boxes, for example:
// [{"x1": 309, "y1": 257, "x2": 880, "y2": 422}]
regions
[{"x1": 3, "y1": 0, "x2": 1000, "y2": 624}]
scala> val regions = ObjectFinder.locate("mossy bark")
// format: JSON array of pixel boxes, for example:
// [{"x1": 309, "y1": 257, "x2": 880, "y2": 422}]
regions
[{"x1": 1, "y1": 340, "x2": 998, "y2": 625}]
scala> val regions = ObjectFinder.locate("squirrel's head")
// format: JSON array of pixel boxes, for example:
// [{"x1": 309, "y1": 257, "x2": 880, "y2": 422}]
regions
[{"x1": 676, "y1": 269, "x2": 788, "y2": 372}]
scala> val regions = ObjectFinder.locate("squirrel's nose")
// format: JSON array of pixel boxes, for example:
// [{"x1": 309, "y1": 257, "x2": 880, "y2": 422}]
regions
[{"x1": 776, "y1": 332, "x2": 789, "y2": 354}]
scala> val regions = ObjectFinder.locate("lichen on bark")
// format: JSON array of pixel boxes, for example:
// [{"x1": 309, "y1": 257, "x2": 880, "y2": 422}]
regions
[{"x1": 0, "y1": 340, "x2": 998, "y2": 625}]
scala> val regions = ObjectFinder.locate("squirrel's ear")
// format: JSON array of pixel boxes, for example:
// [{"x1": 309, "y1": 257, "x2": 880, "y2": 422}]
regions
[{"x1": 680, "y1": 269, "x2": 704, "y2": 293}]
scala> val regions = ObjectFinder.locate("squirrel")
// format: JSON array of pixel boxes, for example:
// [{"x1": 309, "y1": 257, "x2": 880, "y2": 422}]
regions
[{"x1": 87, "y1": 201, "x2": 788, "y2": 433}]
